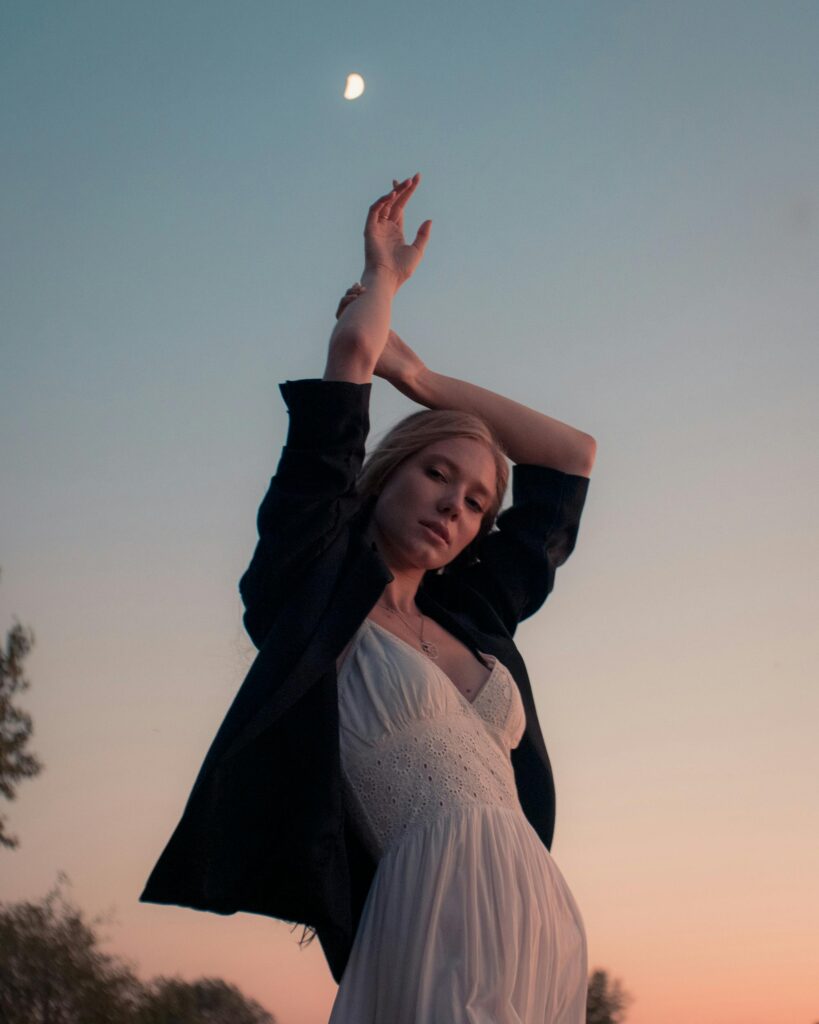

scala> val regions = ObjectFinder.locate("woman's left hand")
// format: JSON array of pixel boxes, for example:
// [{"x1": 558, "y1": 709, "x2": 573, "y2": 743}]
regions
[
  {"x1": 335, "y1": 284, "x2": 427, "y2": 389},
  {"x1": 364, "y1": 174, "x2": 431, "y2": 289}
]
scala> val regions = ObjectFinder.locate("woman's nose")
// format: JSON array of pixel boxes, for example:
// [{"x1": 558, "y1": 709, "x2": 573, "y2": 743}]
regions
[{"x1": 438, "y1": 493, "x2": 463, "y2": 516}]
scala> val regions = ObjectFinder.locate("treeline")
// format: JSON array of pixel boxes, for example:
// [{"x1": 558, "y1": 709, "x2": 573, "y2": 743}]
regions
[
  {"x1": 0, "y1": 878, "x2": 633, "y2": 1023},
  {"x1": 0, "y1": 877, "x2": 277, "y2": 1024}
]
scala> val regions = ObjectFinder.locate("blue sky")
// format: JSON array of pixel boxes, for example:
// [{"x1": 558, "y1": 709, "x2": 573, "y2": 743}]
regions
[{"x1": 2, "y1": 4, "x2": 818, "y2": 1023}]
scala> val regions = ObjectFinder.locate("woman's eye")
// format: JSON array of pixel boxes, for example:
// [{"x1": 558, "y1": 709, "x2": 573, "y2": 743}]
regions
[{"x1": 428, "y1": 468, "x2": 482, "y2": 511}]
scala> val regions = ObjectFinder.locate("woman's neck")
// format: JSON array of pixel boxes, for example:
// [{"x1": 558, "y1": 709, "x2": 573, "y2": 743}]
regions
[{"x1": 377, "y1": 573, "x2": 425, "y2": 615}]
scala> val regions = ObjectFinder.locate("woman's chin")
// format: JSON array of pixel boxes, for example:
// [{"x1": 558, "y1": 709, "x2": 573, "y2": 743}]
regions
[{"x1": 390, "y1": 546, "x2": 451, "y2": 574}]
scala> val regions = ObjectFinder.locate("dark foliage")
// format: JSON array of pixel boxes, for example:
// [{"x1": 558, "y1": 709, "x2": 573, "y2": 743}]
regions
[
  {"x1": 137, "y1": 977, "x2": 274, "y2": 1024},
  {"x1": 0, "y1": 876, "x2": 142, "y2": 1023},
  {"x1": 587, "y1": 966, "x2": 633, "y2": 1024},
  {"x1": 0, "y1": 569, "x2": 43, "y2": 850},
  {"x1": 0, "y1": 878, "x2": 278, "y2": 1023}
]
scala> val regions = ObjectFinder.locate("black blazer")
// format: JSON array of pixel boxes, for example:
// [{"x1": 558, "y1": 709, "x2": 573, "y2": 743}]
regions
[{"x1": 140, "y1": 378, "x2": 590, "y2": 984}]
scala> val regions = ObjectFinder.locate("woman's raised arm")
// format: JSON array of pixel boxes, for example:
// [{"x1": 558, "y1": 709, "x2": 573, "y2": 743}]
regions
[
  {"x1": 334, "y1": 286, "x2": 596, "y2": 477},
  {"x1": 405, "y1": 365, "x2": 596, "y2": 476},
  {"x1": 324, "y1": 173, "x2": 432, "y2": 384}
]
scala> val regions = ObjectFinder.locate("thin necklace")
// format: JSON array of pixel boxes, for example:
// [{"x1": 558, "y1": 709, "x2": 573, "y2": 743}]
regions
[{"x1": 378, "y1": 602, "x2": 439, "y2": 660}]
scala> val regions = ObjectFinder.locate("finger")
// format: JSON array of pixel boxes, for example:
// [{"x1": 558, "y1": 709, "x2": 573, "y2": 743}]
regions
[
  {"x1": 390, "y1": 174, "x2": 420, "y2": 221},
  {"x1": 411, "y1": 219, "x2": 432, "y2": 255},
  {"x1": 337, "y1": 283, "x2": 366, "y2": 316},
  {"x1": 382, "y1": 183, "x2": 413, "y2": 234},
  {"x1": 369, "y1": 192, "x2": 395, "y2": 219},
  {"x1": 381, "y1": 197, "x2": 400, "y2": 222},
  {"x1": 393, "y1": 175, "x2": 415, "y2": 202},
  {"x1": 370, "y1": 185, "x2": 397, "y2": 209},
  {"x1": 370, "y1": 175, "x2": 412, "y2": 225},
  {"x1": 335, "y1": 295, "x2": 355, "y2": 319},
  {"x1": 383, "y1": 180, "x2": 409, "y2": 216},
  {"x1": 392, "y1": 178, "x2": 408, "y2": 218},
  {"x1": 366, "y1": 189, "x2": 397, "y2": 228}
]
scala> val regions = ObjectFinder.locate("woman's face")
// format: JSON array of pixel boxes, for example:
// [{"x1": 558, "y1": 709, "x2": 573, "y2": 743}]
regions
[{"x1": 372, "y1": 436, "x2": 497, "y2": 573}]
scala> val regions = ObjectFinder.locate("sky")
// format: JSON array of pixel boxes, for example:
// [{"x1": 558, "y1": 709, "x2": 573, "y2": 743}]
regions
[{"x1": 1, "y1": 2, "x2": 817, "y2": 1022}]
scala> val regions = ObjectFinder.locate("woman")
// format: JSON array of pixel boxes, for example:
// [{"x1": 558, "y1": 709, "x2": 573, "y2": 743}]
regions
[{"x1": 141, "y1": 173, "x2": 596, "y2": 1023}]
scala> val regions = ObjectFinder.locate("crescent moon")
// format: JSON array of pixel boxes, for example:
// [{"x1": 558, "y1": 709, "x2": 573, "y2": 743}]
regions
[{"x1": 344, "y1": 73, "x2": 366, "y2": 100}]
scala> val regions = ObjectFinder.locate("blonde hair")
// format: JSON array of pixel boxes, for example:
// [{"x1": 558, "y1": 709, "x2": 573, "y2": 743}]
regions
[{"x1": 356, "y1": 409, "x2": 510, "y2": 563}]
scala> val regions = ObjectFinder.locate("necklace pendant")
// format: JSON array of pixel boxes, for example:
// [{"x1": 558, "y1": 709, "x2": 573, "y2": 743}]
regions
[{"x1": 420, "y1": 640, "x2": 439, "y2": 660}]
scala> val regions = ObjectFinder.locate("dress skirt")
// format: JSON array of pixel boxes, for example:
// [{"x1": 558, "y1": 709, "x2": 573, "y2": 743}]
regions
[{"x1": 328, "y1": 618, "x2": 587, "y2": 1024}]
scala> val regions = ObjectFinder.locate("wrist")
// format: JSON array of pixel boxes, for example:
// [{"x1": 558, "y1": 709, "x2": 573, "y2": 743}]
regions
[
  {"x1": 398, "y1": 363, "x2": 435, "y2": 405},
  {"x1": 362, "y1": 264, "x2": 401, "y2": 292}
]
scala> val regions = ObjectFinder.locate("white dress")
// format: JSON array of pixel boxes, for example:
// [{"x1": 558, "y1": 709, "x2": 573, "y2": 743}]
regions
[{"x1": 328, "y1": 617, "x2": 588, "y2": 1024}]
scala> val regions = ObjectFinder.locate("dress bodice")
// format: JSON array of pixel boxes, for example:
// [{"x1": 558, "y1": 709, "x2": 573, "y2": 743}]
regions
[{"x1": 338, "y1": 618, "x2": 527, "y2": 859}]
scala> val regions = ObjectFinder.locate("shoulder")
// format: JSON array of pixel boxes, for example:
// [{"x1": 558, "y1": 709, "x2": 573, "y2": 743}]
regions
[{"x1": 431, "y1": 463, "x2": 592, "y2": 635}]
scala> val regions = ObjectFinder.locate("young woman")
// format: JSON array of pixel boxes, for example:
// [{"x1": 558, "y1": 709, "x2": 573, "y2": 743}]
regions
[{"x1": 141, "y1": 173, "x2": 596, "y2": 1023}]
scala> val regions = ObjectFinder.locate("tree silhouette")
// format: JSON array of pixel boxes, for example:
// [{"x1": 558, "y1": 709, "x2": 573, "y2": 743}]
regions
[
  {"x1": 0, "y1": 877, "x2": 279, "y2": 1023},
  {"x1": 587, "y1": 966, "x2": 633, "y2": 1024},
  {"x1": 0, "y1": 874, "x2": 142, "y2": 1023},
  {"x1": 0, "y1": 568, "x2": 43, "y2": 849},
  {"x1": 137, "y1": 977, "x2": 275, "y2": 1024}
]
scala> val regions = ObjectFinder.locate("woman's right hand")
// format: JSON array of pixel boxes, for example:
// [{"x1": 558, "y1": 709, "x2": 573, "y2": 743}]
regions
[{"x1": 364, "y1": 173, "x2": 432, "y2": 289}]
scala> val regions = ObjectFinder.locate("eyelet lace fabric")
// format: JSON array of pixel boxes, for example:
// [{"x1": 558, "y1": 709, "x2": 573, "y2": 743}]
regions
[
  {"x1": 330, "y1": 617, "x2": 588, "y2": 1024},
  {"x1": 338, "y1": 619, "x2": 526, "y2": 859}
]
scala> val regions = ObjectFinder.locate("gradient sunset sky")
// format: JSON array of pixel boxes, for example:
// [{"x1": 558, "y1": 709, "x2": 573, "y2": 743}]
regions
[{"x1": 1, "y1": 3, "x2": 817, "y2": 1023}]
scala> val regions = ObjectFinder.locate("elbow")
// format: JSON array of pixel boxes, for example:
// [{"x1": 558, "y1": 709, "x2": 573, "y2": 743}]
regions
[
  {"x1": 576, "y1": 434, "x2": 597, "y2": 477},
  {"x1": 324, "y1": 331, "x2": 376, "y2": 383},
  {"x1": 329, "y1": 325, "x2": 366, "y2": 351}
]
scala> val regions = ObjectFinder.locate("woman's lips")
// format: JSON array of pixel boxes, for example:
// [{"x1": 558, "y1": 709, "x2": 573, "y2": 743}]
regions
[{"x1": 420, "y1": 521, "x2": 448, "y2": 545}]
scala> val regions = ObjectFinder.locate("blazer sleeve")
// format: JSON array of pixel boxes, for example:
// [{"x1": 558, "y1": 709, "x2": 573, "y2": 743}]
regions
[
  {"x1": 448, "y1": 463, "x2": 590, "y2": 636},
  {"x1": 238, "y1": 377, "x2": 372, "y2": 648}
]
